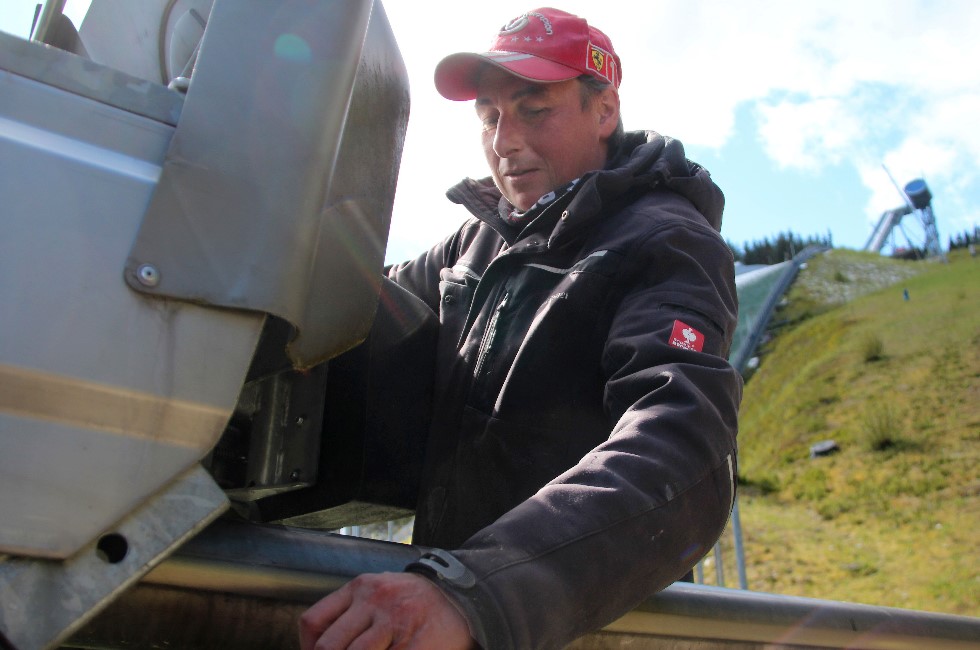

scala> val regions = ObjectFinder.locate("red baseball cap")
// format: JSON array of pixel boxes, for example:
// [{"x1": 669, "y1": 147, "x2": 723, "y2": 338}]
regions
[{"x1": 434, "y1": 8, "x2": 622, "y2": 101}]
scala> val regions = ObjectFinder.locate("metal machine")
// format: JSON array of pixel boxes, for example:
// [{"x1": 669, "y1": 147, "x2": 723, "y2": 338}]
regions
[
  {"x1": 1, "y1": 1, "x2": 417, "y2": 647},
  {"x1": 2, "y1": 2, "x2": 979, "y2": 649}
]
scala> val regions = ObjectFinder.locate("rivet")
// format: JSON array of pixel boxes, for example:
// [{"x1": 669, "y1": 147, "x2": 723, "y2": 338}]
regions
[
  {"x1": 136, "y1": 264, "x2": 160, "y2": 287},
  {"x1": 168, "y1": 76, "x2": 191, "y2": 94},
  {"x1": 561, "y1": 210, "x2": 570, "y2": 220}
]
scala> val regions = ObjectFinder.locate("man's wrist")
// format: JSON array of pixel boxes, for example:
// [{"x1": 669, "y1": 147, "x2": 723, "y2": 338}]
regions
[
  {"x1": 405, "y1": 548, "x2": 477, "y2": 589},
  {"x1": 405, "y1": 551, "x2": 482, "y2": 648}
]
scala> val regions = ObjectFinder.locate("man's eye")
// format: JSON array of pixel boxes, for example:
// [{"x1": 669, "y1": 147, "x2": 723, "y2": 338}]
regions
[{"x1": 481, "y1": 117, "x2": 498, "y2": 131}]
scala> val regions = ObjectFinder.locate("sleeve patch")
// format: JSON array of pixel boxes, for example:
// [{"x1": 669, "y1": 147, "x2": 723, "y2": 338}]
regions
[{"x1": 669, "y1": 320, "x2": 704, "y2": 352}]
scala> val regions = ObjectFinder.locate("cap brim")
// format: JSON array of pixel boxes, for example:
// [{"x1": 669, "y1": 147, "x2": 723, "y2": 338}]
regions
[{"x1": 434, "y1": 51, "x2": 582, "y2": 101}]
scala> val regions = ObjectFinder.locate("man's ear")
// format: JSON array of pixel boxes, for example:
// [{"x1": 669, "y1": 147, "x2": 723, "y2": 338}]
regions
[{"x1": 596, "y1": 88, "x2": 620, "y2": 138}]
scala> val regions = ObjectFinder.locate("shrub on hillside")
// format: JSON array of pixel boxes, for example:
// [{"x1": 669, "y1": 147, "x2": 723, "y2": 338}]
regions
[
  {"x1": 861, "y1": 334, "x2": 885, "y2": 362},
  {"x1": 863, "y1": 402, "x2": 904, "y2": 451}
]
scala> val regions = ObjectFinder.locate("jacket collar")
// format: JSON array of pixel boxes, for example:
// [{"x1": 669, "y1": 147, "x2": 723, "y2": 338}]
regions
[{"x1": 445, "y1": 131, "x2": 725, "y2": 243}]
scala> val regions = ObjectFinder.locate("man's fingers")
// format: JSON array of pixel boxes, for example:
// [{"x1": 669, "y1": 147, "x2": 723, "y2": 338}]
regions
[
  {"x1": 298, "y1": 586, "x2": 354, "y2": 650},
  {"x1": 311, "y1": 606, "x2": 374, "y2": 650},
  {"x1": 346, "y1": 623, "x2": 394, "y2": 650},
  {"x1": 299, "y1": 572, "x2": 475, "y2": 650}
]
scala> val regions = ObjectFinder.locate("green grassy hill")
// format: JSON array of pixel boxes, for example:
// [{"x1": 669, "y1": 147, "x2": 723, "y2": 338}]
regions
[{"x1": 708, "y1": 248, "x2": 979, "y2": 616}]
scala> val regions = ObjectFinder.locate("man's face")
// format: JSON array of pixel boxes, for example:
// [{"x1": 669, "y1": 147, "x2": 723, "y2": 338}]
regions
[{"x1": 475, "y1": 68, "x2": 619, "y2": 212}]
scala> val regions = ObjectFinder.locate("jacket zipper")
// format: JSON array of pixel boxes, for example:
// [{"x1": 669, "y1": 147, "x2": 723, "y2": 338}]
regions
[{"x1": 474, "y1": 290, "x2": 509, "y2": 377}]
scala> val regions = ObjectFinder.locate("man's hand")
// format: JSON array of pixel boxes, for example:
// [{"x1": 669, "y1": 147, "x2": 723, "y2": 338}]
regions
[{"x1": 298, "y1": 572, "x2": 474, "y2": 650}]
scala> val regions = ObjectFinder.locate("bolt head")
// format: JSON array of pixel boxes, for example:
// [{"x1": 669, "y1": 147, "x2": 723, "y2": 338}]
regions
[{"x1": 136, "y1": 264, "x2": 160, "y2": 287}]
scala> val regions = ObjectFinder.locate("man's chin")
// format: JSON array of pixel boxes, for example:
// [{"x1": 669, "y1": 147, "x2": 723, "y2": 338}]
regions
[{"x1": 503, "y1": 191, "x2": 538, "y2": 213}]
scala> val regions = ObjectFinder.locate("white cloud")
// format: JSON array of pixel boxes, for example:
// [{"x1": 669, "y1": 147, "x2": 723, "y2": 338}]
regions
[
  {"x1": 756, "y1": 97, "x2": 863, "y2": 170},
  {"x1": 742, "y1": 1, "x2": 980, "y2": 244}
]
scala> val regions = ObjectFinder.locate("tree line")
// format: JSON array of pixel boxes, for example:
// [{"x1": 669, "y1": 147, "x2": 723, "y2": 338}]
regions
[
  {"x1": 727, "y1": 230, "x2": 834, "y2": 265},
  {"x1": 948, "y1": 225, "x2": 980, "y2": 252}
]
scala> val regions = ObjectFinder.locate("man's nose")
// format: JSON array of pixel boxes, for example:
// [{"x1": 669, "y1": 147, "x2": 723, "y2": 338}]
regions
[{"x1": 492, "y1": 114, "x2": 524, "y2": 158}]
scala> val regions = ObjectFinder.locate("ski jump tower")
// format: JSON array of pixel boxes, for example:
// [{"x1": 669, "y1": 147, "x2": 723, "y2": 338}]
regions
[{"x1": 864, "y1": 178, "x2": 945, "y2": 259}]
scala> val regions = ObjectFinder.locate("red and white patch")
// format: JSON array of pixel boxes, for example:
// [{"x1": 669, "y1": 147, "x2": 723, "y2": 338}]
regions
[
  {"x1": 585, "y1": 43, "x2": 618, "y2": 85},
  {"x1": 668, "y1": 320, "x2": 704, "y2": 352}
]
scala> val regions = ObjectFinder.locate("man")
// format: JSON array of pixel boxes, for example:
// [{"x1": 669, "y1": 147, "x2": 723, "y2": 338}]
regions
[{"x1": 300, "y1": 8, "x2": 741, "y2": 649}]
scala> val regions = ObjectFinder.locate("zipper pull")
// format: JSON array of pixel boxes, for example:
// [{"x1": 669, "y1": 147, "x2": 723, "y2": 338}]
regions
[{"x1": 496, "y1": 290, "x2": 510, "y2": 312}]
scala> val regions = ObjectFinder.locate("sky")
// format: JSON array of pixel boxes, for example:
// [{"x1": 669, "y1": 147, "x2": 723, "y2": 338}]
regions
[{"x1": 3, "y1": 1, "x2": 978, "y2": 264}]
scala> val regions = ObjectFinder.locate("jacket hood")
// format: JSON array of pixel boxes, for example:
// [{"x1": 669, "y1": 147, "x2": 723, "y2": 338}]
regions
[
  {"x1": 590, "y1": 130, "x2": 725, "y2": 231},
  {"x1": 447, "y1": 130, "x2": 725, "y2": 235}
]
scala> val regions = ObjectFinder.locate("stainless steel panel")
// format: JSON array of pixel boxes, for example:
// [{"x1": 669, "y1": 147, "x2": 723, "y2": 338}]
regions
[
  {"x1": 0, "y1": 44, "x2": 263, "y2": 558},
  {"x1": 79, "y1": 0, "x2": 216, "y2": 86},
  {"x1": 125, "y1": 0, "x2": 410, "y2": 368},
  {"x1": 0, "y1": 31, "x2": 183, "y2": 125}
]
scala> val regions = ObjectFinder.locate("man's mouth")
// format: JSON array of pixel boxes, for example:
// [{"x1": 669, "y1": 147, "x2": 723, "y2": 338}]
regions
[{"x1": 503, "y1": 168, "x2": 536, "y2": 179}]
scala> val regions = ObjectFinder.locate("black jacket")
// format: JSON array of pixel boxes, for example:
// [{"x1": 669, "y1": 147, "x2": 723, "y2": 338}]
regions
[{"x1": 388, "y1": 131, "x2": 742, "y2": 649}]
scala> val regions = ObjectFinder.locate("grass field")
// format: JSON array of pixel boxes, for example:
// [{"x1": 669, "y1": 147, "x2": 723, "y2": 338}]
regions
[{"x1": 704, "y1": 248, "x2": 979, "y2": 616}]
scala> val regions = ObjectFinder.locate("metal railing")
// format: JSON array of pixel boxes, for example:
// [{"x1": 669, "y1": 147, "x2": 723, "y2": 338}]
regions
[{"x1": 66, "y1": 519, "x2": 980, "y2": 650}]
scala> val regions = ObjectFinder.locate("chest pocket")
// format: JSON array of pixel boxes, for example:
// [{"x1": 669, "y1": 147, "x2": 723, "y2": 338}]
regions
[
  {"x1": 518, "y1": 249, "x2": 620, "y2": 314},
  {"x1": 468, "y1": 249, "x2": 624, "y2": 417},
  {"x1": 437, "y1": 264, "x2": 480, "y2": 337}
]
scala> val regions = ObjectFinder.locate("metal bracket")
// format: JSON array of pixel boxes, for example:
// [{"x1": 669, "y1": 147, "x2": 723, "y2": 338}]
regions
[{"x1": 0, "y1": 465, "x2": 227, "y2": 650}]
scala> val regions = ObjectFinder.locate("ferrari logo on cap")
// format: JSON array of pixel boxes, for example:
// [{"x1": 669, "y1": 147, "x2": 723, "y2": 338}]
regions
[
  {"x1": 586, "y1": 43, "x2": 617, "y2": 85},
  {"x1": 590, "y1": 47, "x2": 605, "y2": 72}
]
